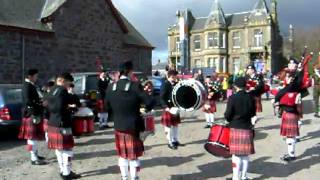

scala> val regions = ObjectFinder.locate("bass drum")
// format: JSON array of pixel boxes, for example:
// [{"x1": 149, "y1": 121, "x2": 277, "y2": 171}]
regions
[{"x1": 172, "y1": 79, "x2": 207, "y2": 112}]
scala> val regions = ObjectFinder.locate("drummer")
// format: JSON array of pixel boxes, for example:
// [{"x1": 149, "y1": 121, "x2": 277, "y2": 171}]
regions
[
  {"x1": 225, "y1": 77, "x2": 256, "y2": 180},
  {"x1": 160, "y1": 70, "x2": 181, "y2": 150}
]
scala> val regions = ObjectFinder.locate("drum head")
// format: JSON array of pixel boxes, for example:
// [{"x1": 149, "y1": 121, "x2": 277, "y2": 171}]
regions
[
  {"x1": 175, "y1": 86, "x2": 198, "y2": 110},
  {"x1": 204, "y1": 143, "x2": 231, "y2": 158}
]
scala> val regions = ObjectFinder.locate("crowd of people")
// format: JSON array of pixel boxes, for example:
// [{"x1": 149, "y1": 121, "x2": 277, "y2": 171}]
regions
[{"x1": 16, "y1": 49, "x2": 320, "y2": 180}]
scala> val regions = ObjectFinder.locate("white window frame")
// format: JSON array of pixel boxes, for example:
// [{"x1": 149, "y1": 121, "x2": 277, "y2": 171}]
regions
[
  {"x1": 254, "y1": 29, "x2": 263, "y2": 47},
  {"x1": 207, "y1": 57, "x2": 214, "y2": 68},
  {"x1": 194, "y1": 35, "x2": 201, "y2": 51},
  {"x1": 195, "y1": 59, "x2": 202, "y2": 68},
  {"x1": 175, "y1": 37, "x2": 180, "y2": 52},
  {"x1": 214, "y1": 57, "x2": 219, "y2": 73},
  {"x1": 233, "y1": 57, "x2": 240, "y2": 74},
  {"x1": 232, "y1": 31, "x2": 241, "y2": 48}
]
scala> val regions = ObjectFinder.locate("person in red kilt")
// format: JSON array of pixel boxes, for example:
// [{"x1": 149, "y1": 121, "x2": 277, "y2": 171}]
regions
[
  {"x1": 160, "y1": 70, "x2": 181, "y2": 150},
  {"x1": 202, "y1": 76, "x2": 220, "y2": 128},
  {"x1": 245, "y1": 65, "x2": 265, "y2": 125},
  {"x1": 105, "y1": 61, "x2": 154, "y2": 180},
  {"x1": 97, "y1": 72, "x2": 110, "y2": 129},
  {"x1": 47, "y1": 73, "x2": 81, "y2": 179},
  {"x1": 225, "y1": 77, "x2": 256, "y2": 180},
  {"x1": 18, "y1": 69, "x2": 47, "y2": 165},
  {"x1": 274, "y1": 70, "x2": 303, "y2": 162}
]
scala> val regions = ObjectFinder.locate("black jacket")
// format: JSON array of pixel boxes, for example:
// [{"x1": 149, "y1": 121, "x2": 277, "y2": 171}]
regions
[
  {"x1": 105, "y1": 79, "x2": 154, "y2": 134},
  {"x1": 225, "y1": 90, "x2": 256, "y2": 130},
  {"x1": 98, "y1": 78, "x2": 109, "y2": 100},
  {"x1": 22, "y1": 81, "x2": 43, "y2": 117},
  {"x1": 47, "y1": 86, "x2": 74, "y2": 128},
  {"x1": 160, "y1": 80, "x2": 175, "y2": 108}
]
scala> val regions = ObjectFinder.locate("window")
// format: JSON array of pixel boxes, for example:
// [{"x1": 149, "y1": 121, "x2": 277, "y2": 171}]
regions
[
  {"x1": 254, "y1": 29, "x2": 263, "y2": 47},
  {"x1": 219, "y1": 33, "x2": 226, "y2": 48},
  {"x1": 207, "y1": 58, "x2": 214, "y2": 68},
  {"x1": 233, "y1": 58, "x2": 240, "y2": 74},
  {"x1": 194, "y1": 35, "x2": 201, "y2": 50},
  {"x1": 220, "y1": 57, "x2": 226, "y2": 72},
  {"x1": 214, "y1": 57, "x2": 219, "y2": 72},
  {"x1": 195, "y1": 59, "x2": 202, "y2": 68},
  {"x1": 207, "y1": 32, "x2": 218, "y2": 48},
  {"x1": 175, "y1": 37, "x2": 180, "y2": 52},
  {"x1": 232, "y1": 31, "x2": 241, "y2": 48}
]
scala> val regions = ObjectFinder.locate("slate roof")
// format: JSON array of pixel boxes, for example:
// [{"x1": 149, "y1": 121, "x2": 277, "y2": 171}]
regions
[
  {"x1": 0, "y1": 0, "x2": 53, "y2": 32},
  {"x1": 0, "y1": 0, "x2": 153, "y2": 48},
  {"x1": 191, "y1": 12, "x2": 251, "y2": 31}
]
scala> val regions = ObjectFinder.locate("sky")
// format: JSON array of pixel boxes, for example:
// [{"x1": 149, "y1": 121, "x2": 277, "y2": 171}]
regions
[{"x1": 113, "y1": 0, "x2": 319, "y2": 64}]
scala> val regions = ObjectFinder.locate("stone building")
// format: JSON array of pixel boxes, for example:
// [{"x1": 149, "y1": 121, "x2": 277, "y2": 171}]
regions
[
  {"x1": 168, "y1": 0, "x2": 283, "y2": 74},
  {"x1": 0, "y1": 0, "x2": 153, "y2": 84}
]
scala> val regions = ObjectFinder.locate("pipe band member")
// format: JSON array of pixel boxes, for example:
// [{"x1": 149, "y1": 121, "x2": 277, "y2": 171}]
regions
[
  {"x1": 105, "y1": 61, "x2": 155, "y2": 180},
  {"x1": 18, "y1": 69, "x2": 46, "y2": 165},
  {"x1": 160, "y1": 70, "x2": 181, "y2": 150},
  {"x1": 225, "y1": 77, "x2": 256, "y2": 180}
]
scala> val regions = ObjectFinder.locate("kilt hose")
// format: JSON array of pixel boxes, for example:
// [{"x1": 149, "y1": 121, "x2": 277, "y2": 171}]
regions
[
  {"x1": 115, "y1": 130, "x2": 144, "y2": 160},
  {"x1": 161, "y1": 111, "x2": 181, "y2": 127},
  {"x1": 229, "y1": 128, "x2": 255, "y2": 155},
  {"x1": 43, "y1": 119, "x2": 49, "y2": 132},
  {"x1": 281, "y1": 111, "x2": 300, "y2": 138},
  {"x1": 202, "y1": 100, "x2": 217, "y2": 113},
  {"x1": 47, "y1": 126, "x2": 74, "y2": 150},
  {"x1": 18, "y1": 117, "x2": 45, "y2": 141},
  {"x1": 254, "y1": 96, "x2": 263, "y2": 113}
]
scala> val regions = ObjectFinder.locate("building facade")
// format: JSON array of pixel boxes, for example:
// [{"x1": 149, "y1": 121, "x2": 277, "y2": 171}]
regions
[
  {"x1": 168, "y1": 0, "x2": 283, "y2": 74},
  {"x1": 0, "y1": 0, "x2": 153, "y2": 84}
]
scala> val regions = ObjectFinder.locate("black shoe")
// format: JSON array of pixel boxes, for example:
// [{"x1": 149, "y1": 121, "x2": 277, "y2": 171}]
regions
[
  {"x1": 99, "y1": 126, "x2": 106, "y2": 130},
  {"x1": 168, "y1": 144, "x2": 177, "y2": 150},
  {"x1": 280, "y1": 154, "x2": 296, "y2": 162},
  {"x1": 61, "y1": 171, "x2": 81, "y2": 180},
  {"x1": 296, "y1": 138, "x2": 301, "y2": 143},
  {"x1": 37, "y1": 155, "x2": 46, "y2": 160},
  {"x1": 315, "y1": 114, "x2": 320, "y2": 118},
  {"x1": 204, "y1": 124, "x2": 211, "y2": 129},
  {"x1": 31, "y1": 160, "x2": 47, "y2": 165},
  {"x1": 173, "y1": 141, "x2": 181, "y2": 147}
]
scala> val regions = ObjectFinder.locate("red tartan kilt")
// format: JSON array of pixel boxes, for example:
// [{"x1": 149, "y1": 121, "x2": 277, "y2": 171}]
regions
[
  {"x1": 18, "y1": 117, "x2": 45, "y2": 141},
  {"x1": 115, "y1": 130, "x2": 144, "y2": 160},
  {"x1": 229, "y1": 128, "x2": 255, "y2": 155},
  {"x1": 161, "y1": 111, "x2": 181, "y2": 127},
  {"x1": 47, "y1": 126, "x2": 74, "y2": 150},
  {"x1": 202, "y1": 100, "x2": 216, "y2": 113},
  {"x1": 281, "y1": 111, "x2": 299, "y2": 137},
  {"x1": 254, "y1": 96, "x2": 263, "y2": 112},
  {"x1": 96, "y1": 99, "x2": 105, "y2": 113}
]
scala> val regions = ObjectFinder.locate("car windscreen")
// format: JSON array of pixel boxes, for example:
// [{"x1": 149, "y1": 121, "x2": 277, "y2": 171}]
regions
[
  {"x1": 86, "y1": 75, "x2": 99, "y2": 92},
  {"x1": 73, "y1": 75, "x2": 84, "y2": 95},
  {"x1": 0, "y1": 88, "x2": 22, "y2": 105}
]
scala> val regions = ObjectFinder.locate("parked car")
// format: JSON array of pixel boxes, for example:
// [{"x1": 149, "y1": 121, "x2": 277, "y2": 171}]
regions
[
  {"x1": 71, "y1": 71, "x2": 147, "y2": 121},
  {"x1": 0, "y1": 84, "x2": 23, "y2": 131},
  {"x1": 150, "y1": 76, "x2": 164, "y2": 96}
]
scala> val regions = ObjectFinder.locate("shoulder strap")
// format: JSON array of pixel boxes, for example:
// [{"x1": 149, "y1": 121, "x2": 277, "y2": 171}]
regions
[{"x1": 112, "y1": 82, "x2": 131, "y2": 92}]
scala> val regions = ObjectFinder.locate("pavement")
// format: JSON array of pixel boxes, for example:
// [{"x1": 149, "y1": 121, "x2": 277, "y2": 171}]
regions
[{"x1": 1, "y1": 94, "x2": 320, "y2": 180}]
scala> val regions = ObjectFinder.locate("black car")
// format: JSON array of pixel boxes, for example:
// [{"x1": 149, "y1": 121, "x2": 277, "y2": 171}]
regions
[{"x1": 0, "y1": 84, "x2": 23, "y2": 130}]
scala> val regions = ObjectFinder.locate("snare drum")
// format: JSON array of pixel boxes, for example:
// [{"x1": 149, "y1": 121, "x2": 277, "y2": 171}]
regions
[
  {"x1": 204, "y1": 124, "x2": 231, "y2": 158},
  {"x1": 72, "y1": 107, "x2": 95, "y2": 136}
]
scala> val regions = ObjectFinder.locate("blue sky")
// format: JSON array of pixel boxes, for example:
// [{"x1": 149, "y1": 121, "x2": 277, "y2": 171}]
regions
[{"x1": 113, "y1": 0, "x2": 319, "y2": 64}]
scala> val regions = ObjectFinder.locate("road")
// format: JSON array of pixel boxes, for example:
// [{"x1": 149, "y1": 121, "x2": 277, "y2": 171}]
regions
[{"x1": 1, "y1": 94, "x2": 320, "y2": 180}]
